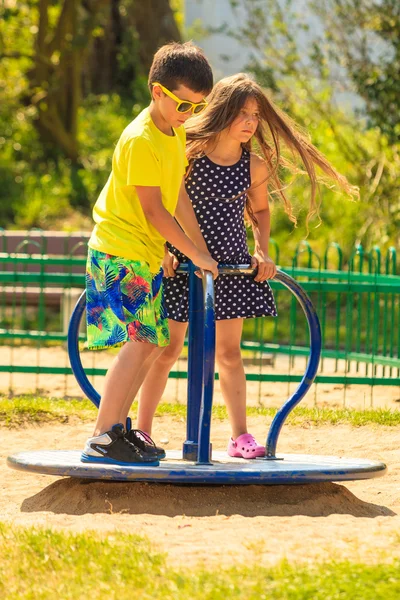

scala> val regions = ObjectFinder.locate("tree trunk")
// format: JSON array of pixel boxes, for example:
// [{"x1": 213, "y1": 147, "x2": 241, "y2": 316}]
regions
[
  {"x1": 83, "y1": 0, "x2": 181, "y2": 96},
  {"x1": 27, "y1": 0, "x2": 109, "y2": 163},
  {"x1": 82, "y1": 0, "x2": 122, "y2": 96},
  {"x1": 130, "y1": 0, "x2": 181, "y2": 72}
]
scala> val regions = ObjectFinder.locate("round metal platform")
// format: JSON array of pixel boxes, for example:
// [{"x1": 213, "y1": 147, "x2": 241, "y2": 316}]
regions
[{"x1": 7, "y1": 450, "x2": 387, "y2": 485}]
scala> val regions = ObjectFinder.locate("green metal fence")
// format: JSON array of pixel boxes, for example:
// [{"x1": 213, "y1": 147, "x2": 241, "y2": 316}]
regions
[{"x1": 1, "y1": 230, "x2": 399, "y2": 408}]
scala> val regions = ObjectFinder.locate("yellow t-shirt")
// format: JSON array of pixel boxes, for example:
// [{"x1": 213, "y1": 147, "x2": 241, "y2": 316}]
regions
[{"x1": 89, "y1": 107, "x2": 188, "y2": 272}]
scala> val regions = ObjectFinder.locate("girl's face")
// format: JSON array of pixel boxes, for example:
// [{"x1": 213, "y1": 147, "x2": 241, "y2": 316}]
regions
[{"x1": 228, "y1": 97, "x2": 260, "y2": 143}]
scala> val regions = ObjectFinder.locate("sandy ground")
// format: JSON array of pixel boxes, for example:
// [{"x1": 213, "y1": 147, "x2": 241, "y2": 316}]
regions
[
  {"x1": 1, "y1": 345, "x2": 400, "y2": 410},
  {"x1": 1, "y1": 417, "x2": 400, "y2": 568}
]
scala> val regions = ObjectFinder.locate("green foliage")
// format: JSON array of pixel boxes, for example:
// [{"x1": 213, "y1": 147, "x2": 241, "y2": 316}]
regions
[
  {"x1": 226, "y1": 0, "x2": 400, "y2": 252},
  {"x1": 0, "y1": 91, "x2": 146, "y2": 228},
  {"x1": 170, "y1": 0, "x2": 185, "y2": 33},
  {"x1": 0, "y1": 1, "x2": 151, "y2": 227},
  {"x1": 1, "y1": 0, "x2": 399, "y2": 256},
  {"x1": 310, "y1": 0, "x2": 400, "y2": 144},
  {"x1": 268, "y1": 83, "x2": 400, "y2": 257}
]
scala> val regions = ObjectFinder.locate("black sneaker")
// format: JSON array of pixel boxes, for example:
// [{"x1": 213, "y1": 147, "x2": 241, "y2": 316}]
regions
[
  {"x1": 125, "y1": 418, "x2": 166, "y2": 460},
  {"x1": 81, "y1": 423, "x2": 159, "y2": 466}
]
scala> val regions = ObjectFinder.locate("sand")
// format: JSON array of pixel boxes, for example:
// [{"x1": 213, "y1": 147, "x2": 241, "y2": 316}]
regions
[{"x1": 1, "y1": 416, "x2": 399, "y2": 568}]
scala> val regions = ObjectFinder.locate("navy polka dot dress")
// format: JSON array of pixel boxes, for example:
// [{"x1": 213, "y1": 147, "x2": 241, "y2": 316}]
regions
[{"x1": 164, "y1": 149, "x2": 277, "y2": 321}]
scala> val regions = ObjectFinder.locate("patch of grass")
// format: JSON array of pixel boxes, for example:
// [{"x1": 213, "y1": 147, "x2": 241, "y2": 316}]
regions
[
  {"x1": 157, "y1": 402, "x2": 400, "y2": 427},
  {"x1": 1, "y1": 394, "x2": 400, "y2": 428},
  {"x1": 284, "y1": 406, "x2": 400, "y2": 427},
  {"x1": 0, "y1": 524, "x2": 399, "y2": 599},
  {"x1": 0, "y1": 395, "x2": 96, "y2": 426}
]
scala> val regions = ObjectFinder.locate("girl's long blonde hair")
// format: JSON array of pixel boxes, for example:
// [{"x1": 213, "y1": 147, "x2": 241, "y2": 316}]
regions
[{"x1": 185, "y1": 73, "x2": 358, "y2": 227}]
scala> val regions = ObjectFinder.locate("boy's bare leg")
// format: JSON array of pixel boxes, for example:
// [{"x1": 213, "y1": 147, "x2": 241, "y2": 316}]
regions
[
  {"x1": 215, "y1": 318, "x2": 247, "y2": 439},
  {"x1": 118, "y1": 345, "x2": 165, "y2": 426},
  {"x1": 94, "y1": 340, "x2": 159, "y2": 436},
  {"x1": 137, "y1": 320, "x2": 188, "y2": 434}
]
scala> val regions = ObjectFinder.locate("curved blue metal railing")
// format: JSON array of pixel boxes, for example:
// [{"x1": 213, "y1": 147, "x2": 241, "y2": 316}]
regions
[
  {"x1": 68, "y1": 291, "x2": 100, "y2": 407},
  {"x1": 67, "y1": 265, "x2": 321, "y2": 463}
]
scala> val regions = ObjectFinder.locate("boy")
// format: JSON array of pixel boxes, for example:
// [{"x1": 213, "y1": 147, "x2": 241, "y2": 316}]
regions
[{"x1": 82, "y1": 42, "x2": 217, "y2": 466}]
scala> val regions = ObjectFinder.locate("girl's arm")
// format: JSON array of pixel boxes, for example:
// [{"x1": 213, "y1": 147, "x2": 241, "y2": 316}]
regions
[{"x1": 247, "y1": 154, "x2": 277, "y2": 282}]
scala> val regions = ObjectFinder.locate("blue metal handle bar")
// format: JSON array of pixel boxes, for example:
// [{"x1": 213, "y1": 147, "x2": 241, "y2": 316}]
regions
[{"x1": 176, "y1": 263, "x2": 253, "y2": 275}]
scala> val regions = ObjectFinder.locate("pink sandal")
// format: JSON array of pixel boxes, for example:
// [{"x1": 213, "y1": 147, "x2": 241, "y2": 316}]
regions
[{"x1": 227, "y1": 433, "x2": 265, "y2": 459}]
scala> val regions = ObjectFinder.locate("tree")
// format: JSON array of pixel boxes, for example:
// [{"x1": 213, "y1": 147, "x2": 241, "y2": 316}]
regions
[
  {"x1": 83, "y1": 0, "x2": 181, "y2": 97},
  {"x1": 310, "y1": 0, "x2": 400, "y2": 144},
  {"x1": 18, "y1": 1, "x2": 109, "y2": 163},
  {"x1": 0, "y1": 0, "x2": 181, "y2": 218},
  {"x1": 1, "y1": 0, "x2": 181, "y2": 162}
]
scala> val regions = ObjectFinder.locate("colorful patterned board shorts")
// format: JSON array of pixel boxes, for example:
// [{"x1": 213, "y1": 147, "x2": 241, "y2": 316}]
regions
[{"x1": 86, "y1": 249, "x2": 169, "y2": 350}]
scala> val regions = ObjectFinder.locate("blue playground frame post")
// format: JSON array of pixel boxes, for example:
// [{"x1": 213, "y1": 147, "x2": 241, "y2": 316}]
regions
[
  {"x1": 196, "y1": 271, "x2": 216, "y2": 464},
  {"x1": 183, "y1": 262, "x2": 205, "y2": 460},
  {"x1": 182, "y1": 264, "x2": 215, "y2": 463}
]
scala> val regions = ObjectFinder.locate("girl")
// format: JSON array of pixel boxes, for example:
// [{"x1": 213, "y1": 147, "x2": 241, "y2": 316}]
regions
[{"x1": 137, "y1": 73, "x2": 357, "y2": 458}]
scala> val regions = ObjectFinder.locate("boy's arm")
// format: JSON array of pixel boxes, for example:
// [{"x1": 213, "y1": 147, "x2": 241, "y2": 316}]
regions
[
  {"x1": 247, "y1": 155, "x2": 277, "y2": 282},
  {"x1": 174, "y1": 178, "x2": 209, "y2": 253},
  {"x1": 135, "y1": 185, "x2": 218, "y2": 276}
]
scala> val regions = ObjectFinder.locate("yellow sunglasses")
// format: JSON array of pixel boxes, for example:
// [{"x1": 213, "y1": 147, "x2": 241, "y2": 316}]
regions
[{"x1": 152, "y1": 82, "x2": 208, "y2": 115}]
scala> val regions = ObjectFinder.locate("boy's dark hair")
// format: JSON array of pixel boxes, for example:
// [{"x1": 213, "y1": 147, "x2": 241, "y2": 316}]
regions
[{"x1": 148, "y1": 41, "x2": 213, "y2": 95}]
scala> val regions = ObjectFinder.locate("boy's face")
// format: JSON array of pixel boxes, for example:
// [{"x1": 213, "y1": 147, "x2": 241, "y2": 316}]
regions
[{"x1": 153, "y1": 84, "x2": 207, "y2": 129}]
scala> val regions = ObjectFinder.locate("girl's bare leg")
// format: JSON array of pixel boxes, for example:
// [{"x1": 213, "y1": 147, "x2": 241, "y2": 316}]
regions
[
  {"x1": 137, "y1": 320, "x2": 188, "y2": 434},
  {"x1": 215, "y1": 318, "x2": 247, "y2": 439},
  {"x1": 118, "y1": 345, "x2": 166, "y2": 426}
]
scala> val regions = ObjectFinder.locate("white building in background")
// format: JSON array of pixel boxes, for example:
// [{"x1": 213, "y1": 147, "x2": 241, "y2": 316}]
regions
[
  {"x1": 185, "y1": 0, "x2": 253, "y2": 80},
  {"x1": 184, "y1": 0, "x2": 318, "y2": 79},
  {"x1": 184, "y1": 0, "x2": 360, "y2": 109}
]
